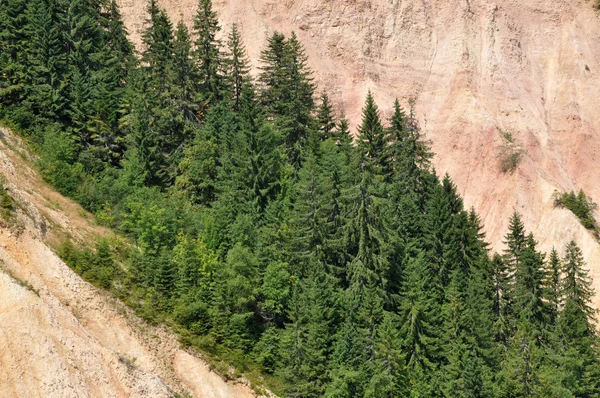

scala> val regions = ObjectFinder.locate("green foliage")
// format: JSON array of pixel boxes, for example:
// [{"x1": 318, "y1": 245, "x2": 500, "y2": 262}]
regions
[
  {"x1": 553, "y1": 189, "x2": 599, "y2": 234},
  {"x1": 4, "y1": 1, "x2": 600, "y2": 394},
  {"x1": 498, "y1": 131, "x2": 524, "y2": 173}
]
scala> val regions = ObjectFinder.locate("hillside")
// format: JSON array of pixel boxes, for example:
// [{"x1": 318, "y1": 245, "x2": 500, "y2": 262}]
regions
[
  {"x1": 118, "y1": 0, "x2": 600, "y2": 308},
  {"x1": 0, "y1": 126, "x2": 260, "y2": 397}
]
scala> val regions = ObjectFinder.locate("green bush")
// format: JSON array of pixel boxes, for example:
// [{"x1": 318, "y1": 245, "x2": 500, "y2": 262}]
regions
[{"x1": 498, "y1": 131, "x2": 524, "y2": 173}]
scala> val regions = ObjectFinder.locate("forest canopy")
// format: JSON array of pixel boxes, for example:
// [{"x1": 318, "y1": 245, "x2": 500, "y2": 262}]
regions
[{"x1": 1, "y1": 0, "x2": 600, "y2": 396}]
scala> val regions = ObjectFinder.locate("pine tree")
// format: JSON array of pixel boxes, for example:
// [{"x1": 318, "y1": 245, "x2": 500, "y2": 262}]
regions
[
  {"x1": 558, "y1": 240, "x2": 600, "y2": 396},
  {"x1": 0, "y1": 0, "x2": 28, "y2": 109},
  {"x1": 24, "y1": 0, "x2": 70, "y2": 123},
  {"x1": 316, "y1": 91, "x2": 336, "y2": 142},
  {"x1": 356, "y1": 91, "x2": 388, "y2": 176},
  {"x1": 193, "y1": 0, "x2": 223, "y2": 104},
  {"x1": 171, "y1": 19, "x2": 200, "y2": 123},
  {"x1": 544, "y1": 248, "x2": 561, "y2": 324},
  {"x1": 223, "y1": 24, "x2": 251, "y2": 111},
  {"x1": 259, "y1": 31, "x2": 315, "y2": 169}
]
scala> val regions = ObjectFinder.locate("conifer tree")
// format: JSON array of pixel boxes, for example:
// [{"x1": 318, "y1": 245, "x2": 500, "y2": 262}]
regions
[
  {"x1": 193, "y1": 0, "x2": 223, "y2": 104},
  {"x1": 259, "y1": 31, "x2": 315, "y2": 168},
  {"x1": 282, "y1": 258, "x2": 337, "y2": 398},
  {"x1": 365, "y1": 312, "x2": 407, "y2": 397},
  {"x1": 0, "y1": 0, "x2": 28, "y2": 109},
  {"x1": 171, "y1": 19, "x2": 200, "y2": 123},
  {"x1": 544, "y1": 248, "x2": 561, "y2": 324},
  {"x1": 316, "y1": 91, "x2": 336, "y2": 142},
  {"x1": 384, "y1": 98, "x2": 407, "y2": 182},
  {"x1": 223, "y1": 24, "x2": 251, "y2": 111},
  {"x1": 558, "y1": 240, "x2": 600, "y2": 395},
  {"x1": 513, "y1": 233, "x2": 549, "y2": 341},
  {"x1": 397, "y1": 100, "x2": 433, "y2": 205},
  {"x1": 24, "y1": 0, "x2": 70, "y2": 123},
  {"x1": 90, "y1": 0, "x2": 133, "y2": 164},
  {"x1": 141, "y1": 0, "x2": 173, "y2": 93},
  {"x1": 356, "y1": 91, "x2": 388, "y2": 176}
]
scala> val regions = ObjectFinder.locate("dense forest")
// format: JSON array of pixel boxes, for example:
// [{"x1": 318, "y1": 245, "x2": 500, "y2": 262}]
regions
[{"x1": 1, "y1": 0, "x2": 600, "y2": 396}]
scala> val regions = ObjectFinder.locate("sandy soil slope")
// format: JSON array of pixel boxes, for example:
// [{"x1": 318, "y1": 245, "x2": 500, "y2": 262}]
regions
[
  {"x1": 117, "y1": 0, "x2": 600, "y2": 308},
  {"x1": 0, "y1": 127, "x2": 262, "y2": 398}
]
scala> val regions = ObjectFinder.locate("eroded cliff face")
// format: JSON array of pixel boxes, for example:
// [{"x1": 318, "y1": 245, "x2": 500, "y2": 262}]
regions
[{"x1": 118, "y1": 0, "x2": 600, "y2": 307}]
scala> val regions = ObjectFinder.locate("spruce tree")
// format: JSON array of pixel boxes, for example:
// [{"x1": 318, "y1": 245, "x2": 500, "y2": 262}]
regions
[
  {"x1": 316, "y1": 91, "x2": 337, "y2": 142},
  {"x1": 356, "y1": 91, "x2": 388, "y2": 176},
  {"x1": 544, "y1": 247, "x2": 561, "y2": 324},
  {"x1": 223, "y1": 24, "x2": 251, "y2": 111},
  {"x1": 513, "y1": 233, "x2": 549, "y2": 341},
  {"x1": 171, "y1": 19, "x2": 200, "y2": 123},
  {"x1": 0, "y1": 0, "x2": 28, "y2": 109},
  {"x1": 558, "y1": 240, "x2": 600, "y2": 396},
  {"x1": 193, "y1": 0, "x2": 223, "y2": 104},
  {"x1": 141, "y1": 0, "x2": 173, "y2": 94},
  {"x1": 259, "y1": 31, "x2": 315, "y2": 169},
  {"x1": 24, "y1": 0, "x2": 70, "y2": 123}
]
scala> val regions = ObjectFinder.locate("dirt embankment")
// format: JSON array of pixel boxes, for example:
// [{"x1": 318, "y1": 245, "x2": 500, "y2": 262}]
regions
[
  {"x1": 117, "y1": 0, "x2": 600, "y2": 308},
  {"x1": 0, "y1": 127, "x2": 263, "y2": 397}
]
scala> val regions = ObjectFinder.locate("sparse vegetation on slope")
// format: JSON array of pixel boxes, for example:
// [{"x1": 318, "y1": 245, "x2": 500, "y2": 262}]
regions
[{"x1": 553, "y1": 189, "x2": 599, "y2": 237}]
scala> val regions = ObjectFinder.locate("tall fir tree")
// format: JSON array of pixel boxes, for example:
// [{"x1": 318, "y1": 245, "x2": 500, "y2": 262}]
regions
[
  {"x1": 356, "y1": 91, "x2": 388, "y2": 176},
  {"x1": 193, "y1": 0, "x2": 223, "y2": 105},
  {"x1": 223, "y1": 24, "x2": 251, "y2": 111}
]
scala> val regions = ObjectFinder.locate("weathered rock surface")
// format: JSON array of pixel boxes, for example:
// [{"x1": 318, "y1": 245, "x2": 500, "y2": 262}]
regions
[{"x1": 117, "y1": 0, "x2": 600, "y2": 307}]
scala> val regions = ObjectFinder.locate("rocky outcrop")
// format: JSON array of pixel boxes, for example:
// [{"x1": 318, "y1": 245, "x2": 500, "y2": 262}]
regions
[{"x1": 117, "y1": 0, "x2": 600, "y2": 306}]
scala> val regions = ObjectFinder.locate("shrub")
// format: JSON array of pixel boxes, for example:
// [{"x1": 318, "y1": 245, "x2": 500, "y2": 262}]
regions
[{"x1": 498, "y1": 131, "x2": 524, "y2": 173}]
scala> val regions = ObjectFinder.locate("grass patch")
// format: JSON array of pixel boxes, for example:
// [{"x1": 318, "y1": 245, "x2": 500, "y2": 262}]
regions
[
  {"x1": 498, "y1": 131, "x2": 525, "y2": 173},
  {"x1": 1, "y1": 264, "x2": 39, "y2": 296}
]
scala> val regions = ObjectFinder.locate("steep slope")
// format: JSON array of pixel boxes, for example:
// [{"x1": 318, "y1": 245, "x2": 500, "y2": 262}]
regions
[
  {"x1": 118, "y1": 0, "x2": 600, "y2": 307},
  {"x1": 0, "y1": 127, "x2": 261, "y2": 398}
]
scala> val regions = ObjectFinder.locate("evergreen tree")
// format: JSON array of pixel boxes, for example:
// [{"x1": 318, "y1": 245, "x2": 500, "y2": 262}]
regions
[
  {"x1": 544, "y1": 248, "x2": 561, "y2": 324},
  {"x1": 513, "y1": 233, "x2": 549, "y2": 341},
  {"x1": 171, "y1": 19, "x2": 200, "y2": 123},
  {"x1": 0, "y1": 0, "x2": 28, "y2": 110},
  {"x1": 282, "y1": 259, "x2": 337, "y2": 398},
  {"x1": 259, "y1": 31, "x2": 315, "y2": 168},
  {"x1": 141, "y1": 0, "x2": 173, "y2": 93},
  {"x1": 356, "y1": 91, "x2": 388, "y2": 176},
  {"x1": 193, "y1": 0, "x2": 223, "y2": 104},
  {"x1": 223, "y1": 24, "x2": 251, "y2": 111},
  {"x1": 558, "y1": 240, "x2": 600, "y2": 396},
  {"x1": 24, "y1": 0, "x2": 70, "y2": 123},
  {"x1": 316, "y1": 91, "x2": 336, "y2": 142},
  {"x1": 384, "y1": 98, "x2": 407, "y2": 182}
]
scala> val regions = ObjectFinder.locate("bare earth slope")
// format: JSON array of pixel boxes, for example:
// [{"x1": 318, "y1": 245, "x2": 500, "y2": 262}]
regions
[
  {"x1": 0, "y1": 127, "x2": 260, "y2": 397},
  {"x1": 118, "y1": 0, "x2": 600, "y2": 307}
]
